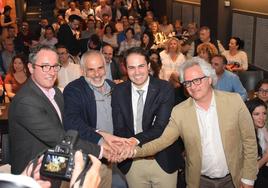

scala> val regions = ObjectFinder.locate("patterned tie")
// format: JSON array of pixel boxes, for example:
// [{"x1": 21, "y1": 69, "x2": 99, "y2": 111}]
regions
[{"x1": 136, "y1": 90, "x2": 145, "y2": 134}]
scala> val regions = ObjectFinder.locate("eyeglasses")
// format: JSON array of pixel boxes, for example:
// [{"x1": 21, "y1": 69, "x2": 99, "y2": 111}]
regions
[
  {"x1": 182, "y1": 76, "x2": 207, "y2": 88},
  {"x1": 34, "y1": 64, "x2": 62, "y2": 72},
  {"x1": 258, "y1": 89, "x2": 268, "y2": 95}
]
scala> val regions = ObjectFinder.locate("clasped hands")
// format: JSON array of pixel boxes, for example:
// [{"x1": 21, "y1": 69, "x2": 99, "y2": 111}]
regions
[{"x1": 98, "y1": 131, "x2": 138, "y2": 163}]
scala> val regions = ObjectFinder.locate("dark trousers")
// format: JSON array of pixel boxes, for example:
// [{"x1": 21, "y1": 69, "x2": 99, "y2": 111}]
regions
[{"x1": 199, "y1": 174, "x2": 235, "y2": 188}]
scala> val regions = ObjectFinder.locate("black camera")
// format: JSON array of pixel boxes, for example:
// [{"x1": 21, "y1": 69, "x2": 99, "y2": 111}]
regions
[{"x1": 40, "y1": 130, "x2": 91, "y2": 181}]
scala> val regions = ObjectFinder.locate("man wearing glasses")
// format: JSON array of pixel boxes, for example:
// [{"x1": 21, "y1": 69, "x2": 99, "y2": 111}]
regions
[
  {"x1": 130, "y1": 57, "x2": 258, "y2": 188},
  {"x1": 8, "y1": 46, "x2": 108, "y2": 184}
]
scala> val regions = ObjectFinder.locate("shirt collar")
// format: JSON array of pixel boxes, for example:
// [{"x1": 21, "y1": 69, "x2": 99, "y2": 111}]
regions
[{"x1": 33, "y1": 78, "x2": 56, "y2": 100}]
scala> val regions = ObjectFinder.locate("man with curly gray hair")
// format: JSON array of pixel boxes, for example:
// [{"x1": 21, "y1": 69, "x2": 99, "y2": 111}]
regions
[{"x1": 132, "y1": 57, "x2": 258, "y2": 188}]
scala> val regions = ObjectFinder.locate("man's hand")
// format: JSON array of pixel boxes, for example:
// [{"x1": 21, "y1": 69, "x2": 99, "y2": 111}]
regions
[
  {"x1": 22, "y1": 156, "x2": 51, "y2": 188},
  {"x1": 71, "y1": 151, "x2": 101, "y2": 188},
  {"x1": 240, "y1": 182, "x2": 253, "y2": 188}
]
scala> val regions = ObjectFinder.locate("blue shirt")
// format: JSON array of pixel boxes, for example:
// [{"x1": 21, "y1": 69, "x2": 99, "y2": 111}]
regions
[{"x1": 214, "y1": 70, "x2": 248, "y2": 101}]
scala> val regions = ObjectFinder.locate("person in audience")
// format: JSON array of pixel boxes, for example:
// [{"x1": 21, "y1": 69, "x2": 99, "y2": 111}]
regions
[
  {"x1": 63, "y1": 50, "x2": 128, "y2": 188},
  {"x1": 190, "y1": 26, "x2": 225, "y2": 57},
  {"x1": 131, "y1": 57, "x2": 258, "y2": 188},
  {"x1": 150, "y1": 21, "x2": 168, "y2": 50},
  {"x1": 223, "y1": 37, "x2": 248, "y2": 72},
  {"x1": 159, "y1": 15, "x2": 174, "y2": 37},
  {"x1": 5, "y1": 26, "x2": 17, "y2": 41},
  {"x1": 14, "y1": 21, "x2": 33, "y2": 56},
  {"x1": 173, "y1": 19, "x2": 186, "y2": 38},
  {"x1": 0, "y1": 5, "x2": 15, "y2": 38},
  {"x1": 81, "y1": 0, "x2": 95, "y2": 21},
  {"x1": 112, "y1": 47, "x2": 182, "y2": 188},
  {"x1": 102, "y1": 24, "x2": 118, "y2": 49},
  {"x1": 255, "y1": 79, "x2": 268, "y2": 105},
  {"x1": 148, "y1": 49, "x2": 162, "y2": 78},
  {"x1": 245, "y1": 98, "x2": 268, "y2": 188},
  {"x1": 56, "y1": 44, "x2": 82, "y2": 91},
  {"x1": 39, "y1": 26, "x2": 58, "y2": 48},
  {"x1": 196, "y1": 42, "x2": 218, "y2": 63},
  {"x1": 58, "y1": 14, "x2": 82, "y2": 56},
  {"x1": 8, "y1": 46, "x2": 113, "y2": 187},
  {"x1": 0, "y1": 76, "x2": 4, "y2": 103},
  {"x1": 65, "y1": 1, "x2": 82, "y2": 22},
  {"x1": 128, "y1": 0, "x2": 142, "y2": 18},
  {"x1": 52, "y1": 14, "x2": 66, "y2": 35},
  {"x1": 81, "y1": 18, "x2": 96, "y2": 39},
  {"x1": 95, "y1": 20, "x2": 104, "y2": 38},
  {"x1": 111, "y1": 0, "x2": 128, "y2": 22},
  {"x1": 186, "y1": 22, "x2": 198, "y2": 41},
  {"x1": 4, "y1": 54, "x2": 29, "y2": 99},
  {"x1": 140, "y1": 30, "x2": 154, "y2": 53},
  {"x1": 159, "y1": 37, "x2": 186, "y2": 82},
  {"x1": 95, "y1": 0, "x2": 112, "y2": 22},
  {"x1": 34, "y1": 18, "x2": 49, "y2": 41},
  {"x1": 118, "y1": 27, "x2": 140, "y2": 55},
  {"x1": 54, "y1": 0, "x2": 69, "y2": 17},
  {"x1": 211, "y1": 54, "x2": 247, "y2": 101},
  {"x1": 0, "y1": 38, "x2": 16, "y2": 75},
  {"x1": 101, "y1": 43, "x2": 122, "y2": 83}
]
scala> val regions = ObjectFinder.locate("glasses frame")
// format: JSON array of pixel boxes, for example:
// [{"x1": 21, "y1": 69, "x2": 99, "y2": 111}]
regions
[
  {"x1": 34, "y1": 64, "x2": 62, "y2": 72},
  {"x1": 182, "y1": 76, "x2": 207, "y2": 88}
]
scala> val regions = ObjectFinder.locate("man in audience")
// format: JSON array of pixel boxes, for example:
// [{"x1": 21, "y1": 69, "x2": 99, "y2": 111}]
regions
[
  {"x1": 8, "y1": 46, "x2": 112, "y2": 186},
  {"x1": 0, "y1": 38, "x2": 16, "y2": 75},
  {"x1": 56, "y1": 44, "x2": 82, "y2": 91},
  {"x1": 63, "y1": 50, "x2": 128, "y2": 188},
  {"x1": 112, "y1": 47, "x2": 182, "y2": 188},
  {"x1": 132, "y1": 57, "x2": 258, "y2": 188},
  {"x1": 65, "y1": 1, "x2": 82, "y2": 23},
  {"x1": 101, "y1": 43, "x2": 122, "y2": 83},
  {"x1": 95, "y1": 0, "x2": 112, "y2": 22},
  {"x1": 211, "y1": 54, "x2": 247, "y2": 101},
  {"x1": 190, "y1": 26, "x2": 225, "y2": 57},
  {"x1": 57, "y1": 14, "x2": 82, "y2": 56}
]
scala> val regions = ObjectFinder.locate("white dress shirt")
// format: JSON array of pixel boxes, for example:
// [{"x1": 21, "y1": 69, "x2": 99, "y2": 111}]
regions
[
  {"x1": 131, "y1": 77, "x2": 150, "y2": 134},
  {"x1": 194, "y1": 92, "x2": 229, "y2": 178}
]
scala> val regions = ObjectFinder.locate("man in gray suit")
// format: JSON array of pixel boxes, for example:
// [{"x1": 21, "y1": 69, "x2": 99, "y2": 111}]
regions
[{"x1": 8, "y1": 46, "x2": 112, "y2": 178}]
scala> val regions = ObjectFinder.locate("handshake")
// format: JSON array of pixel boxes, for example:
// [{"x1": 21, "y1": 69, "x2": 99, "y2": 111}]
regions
[{"x1": 98, "y1": 131, "x2": 138, "y2": 163}]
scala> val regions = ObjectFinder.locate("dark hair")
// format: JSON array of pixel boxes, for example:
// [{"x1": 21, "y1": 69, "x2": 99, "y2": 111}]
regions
[
  {"x1": 125, "y1": 27, "x2": 135, "y2": 36},
  {"x1": 104, "y1": 24, "x2": 115, "y2": 35},
  {"x1": 230, "y1": 37, "x2": 244, "y2": 50},
  {"x1": 3, "y1": 5, "x2": 12, "y2": 14},
  {"x1": 8, "y1": 54, "x2": 30, "y2": 77},
  {"x1": 29, "y1": 45, "x2": 57, "y2": 65},
  {"x1": 141, "y1": 31, "x2": 154, "y2": 50},
  {"x1": 123, "y1": 47, "x2": 150, "y2": 66},
  {"x1": 211, "y1": 54, "x2": 228, "y2": 65},
  {"x1": 45, "y1": 25, "x2": 55, "y2": 34},
  {"x1": 245, "y1": 98, "x2": 267, "y2": 115},
  {"x1": 69, "y1": 14, "x2": 82, "y2": 22},
  {"x1": 55, "y1": 43, "x2": 68, "y2": 52},
  {"x1": 255, "y1": 79, "x2": 268, "y2": 92}
]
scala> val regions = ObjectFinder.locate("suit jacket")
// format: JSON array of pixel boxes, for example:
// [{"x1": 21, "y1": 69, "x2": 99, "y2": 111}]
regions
[
  {"x1": 57, "y1": 24, "x2": 81, "y2": 56},
  {"x1": 110, "y1": 59, "x2": 122, "y2": 80},
  {"x1": 63, "y1": 77, "x2": 115, "y2": 144},
  {"x1": 135, "y1": 90, "x2": 258, "y2": 188},
  {"x1": 112, "y1": 76, "x2": 182, "y2": 174},
  {"x1": 8, "y1": 78, "x2": 100, "y2": 174}
]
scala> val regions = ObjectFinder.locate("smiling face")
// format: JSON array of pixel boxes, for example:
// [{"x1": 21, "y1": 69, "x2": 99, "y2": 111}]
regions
[
  {"x1": 126, "y1": 53, "x2": 150, "y2": 89},
  {"x1": 184, "y1": 65, "x2": 212, "y2": 102},
  {"x1": 28, "y1": 49, "x2": 59, "y2": 90},
  {"x1": 252, "y1": 105, "x2": 267, "y2": 129},
  {"x1": 83, "y1": 53, "x2": 106, "y2": 88},
  {"x1": 13, "y1": 58, "x2": 24, "y2": 72}
]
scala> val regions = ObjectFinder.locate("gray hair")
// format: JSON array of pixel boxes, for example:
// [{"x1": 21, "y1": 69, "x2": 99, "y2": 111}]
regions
[
  {"x1": 28, "y1": 45, "x2": 57, "y2": 65},
  {"x1": 179, "y1": 57, "x2": 217, "y2": 86},
  {"x1": 80, "y1": 50, "x2": 106, "y2": 71}
]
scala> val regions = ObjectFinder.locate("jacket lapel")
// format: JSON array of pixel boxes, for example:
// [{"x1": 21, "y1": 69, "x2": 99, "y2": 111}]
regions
[
  {"x1": 143, "y1": 77, "x2": 157, "y2": 123},
  {"x1": 124, "y1": 81, "x2": 135, "y2": 133}
]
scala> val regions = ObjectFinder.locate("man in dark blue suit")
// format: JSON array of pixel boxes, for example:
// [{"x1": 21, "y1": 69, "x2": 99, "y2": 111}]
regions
[
  {"x1": 111, "y1": 47, "x2": 183, "y2": 188},
  {"x1": 63, "y1": 50, "x2": 128, "y2": 188}
]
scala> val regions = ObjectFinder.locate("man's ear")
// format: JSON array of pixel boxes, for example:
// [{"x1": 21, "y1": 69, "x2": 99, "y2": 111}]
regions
[
  {"x1": 28, "y1": 63, "x2": 34, "y2": 74},
  {"x1": 148, "y1": 62, "x2": 151, "y2": 70}
]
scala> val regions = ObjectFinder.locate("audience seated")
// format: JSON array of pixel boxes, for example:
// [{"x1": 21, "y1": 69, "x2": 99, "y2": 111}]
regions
[
  {"x1": 102, "y1": 24, "x2": 118, "y2": 49},
  {"x1": 118, "y1": 27, "x2": 140, "y2": 55},
  {"x1": 0, "y1": 38, "x2": 16, "y2": 75},
  {"x1": 159, "y1": 15, "x2": 174, "y2": 37},
  {"x1": 223, "y1": 37, "x2": 248, "y2": 72},
  {"x1": 4, "y1": 54, "x2": 29, "y2": 99},
  {"x1": 81, "y1": 0, "x2": 95, "y2": 21},
  {"x1": 95, "y1": 0, "x2": 112, "y2": 22},
  {"x1": 65, "y1": 1, "x2": 82, "y2": 23},
  {"x1": 196, "y1": 42, "x2": 218, "y2": 63},
  {"x1": 211, "y1": 54, "x2": 247, "y2": 101},
  {"x1": 140, "y1": 30, "x2": 154, "y2": 53},
  {"x1": 39, "y1": 26, "x2": 58, "y2": 48}
]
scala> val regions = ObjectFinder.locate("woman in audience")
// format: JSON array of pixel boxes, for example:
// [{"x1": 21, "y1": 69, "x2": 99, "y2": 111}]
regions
[
  {"x1": 140, "y1": 31, "x2": 154, "y2": 53},
  {"x1": 4, "y1": 55, "x2": 29, "y2": 99},
  {"x1": 150, "y1": 21, "x2": 168, "y2": 50},
  {"x1": 159, "y1": 37, "x2": 186, "y2": 82},
  {"x1": 128, "y1": 0, "x2": 142, "y2": 18},
  {"x1": 246, "y1": 98, "x2": 268, "y2": 188},
  {"x1": 81, "y1": 0, "x2": 94, "y2": 21},
  {"x1": 95, "y1": 20, "x2": 104, "y2": 38},
  {"x1": 196, "y1": 42, "x2": 219, "y2": 63},
  {"x1": 223, "y1": 37, "x2": 248, "y2": 72},
  {"x1": 149, "y1": 50, "x2": 162, "y2": 78},
  {"x1": 255, "y1": 79, "x2": 268, "y2": 105},
  {"x1": 159, "y1": 15, "x2": 174, "y2": 37},
  {"x1": 102, "y1": 24, "x2": 118, "y2": 49},
  {"x1": 118, "y1": 27, "x2": 140, "y2": 55}
]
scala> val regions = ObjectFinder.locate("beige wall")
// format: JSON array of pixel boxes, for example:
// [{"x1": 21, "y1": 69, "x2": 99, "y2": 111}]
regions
[{"x1": 232, "y1": 0, "x2": 268, "y2": 14}]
